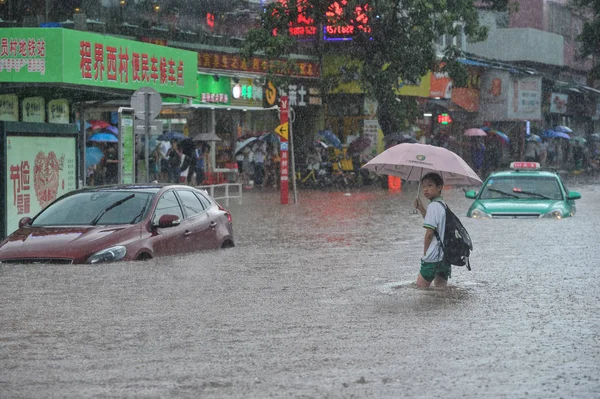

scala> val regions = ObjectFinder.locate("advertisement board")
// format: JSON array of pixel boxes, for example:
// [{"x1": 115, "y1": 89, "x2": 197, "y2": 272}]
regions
[
  {"x1": 1, "y1": 28, "x2": 197, "y2": 96},
  {"x1": 5, "y1": 136, "x2": 77, "y2": 235}
]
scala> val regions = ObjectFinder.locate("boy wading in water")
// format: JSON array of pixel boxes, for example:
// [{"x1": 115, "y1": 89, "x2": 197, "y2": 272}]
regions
[{"x1": 414, "y1": 173, "x2": 451, "y2": 288}]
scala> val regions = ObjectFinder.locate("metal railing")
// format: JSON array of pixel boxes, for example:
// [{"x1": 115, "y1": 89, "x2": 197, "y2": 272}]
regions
[{"x1": 196, "y1": 183, "x2": 242, "y2": 206}]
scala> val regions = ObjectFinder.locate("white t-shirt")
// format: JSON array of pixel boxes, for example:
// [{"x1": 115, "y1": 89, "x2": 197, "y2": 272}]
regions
[{"x1": 422, "y1": 198, "x2": 446, "y2": 263}]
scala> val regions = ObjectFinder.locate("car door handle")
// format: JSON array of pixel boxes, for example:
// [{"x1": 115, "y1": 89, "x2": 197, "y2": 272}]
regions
[
  {"x1": 209, "y1": 222, "x2": 217, "y2": 228},
  {"x1": 184, "y1": 230, "x2": 192, "y2": 237}
]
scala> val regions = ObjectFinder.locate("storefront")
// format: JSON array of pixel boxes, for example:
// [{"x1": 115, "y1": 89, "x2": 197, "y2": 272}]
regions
[
  {"x1": 163, "y1": 49, "x2": 323, "y2": 180},
  {"x1": 0, "y1": 27, "x2": 197, "y2": 237}
]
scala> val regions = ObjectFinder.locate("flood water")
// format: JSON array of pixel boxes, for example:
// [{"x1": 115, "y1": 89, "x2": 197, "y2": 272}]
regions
[{"x1": 1, "y1": 179, "x2": 599, "y2": 398}]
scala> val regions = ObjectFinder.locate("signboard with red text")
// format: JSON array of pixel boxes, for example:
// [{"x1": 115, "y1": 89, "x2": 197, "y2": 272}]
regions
[
  {"x1": 5, "y1": 135, "x2": 77, "y2": 236},
  {"x1": 0, "y1": 28, "x2": 197, "y2": 97},
  {"x1": 274, "y1": 0, "x2": 372, "y2": 41},
  {"x1": 279, "y1": 96, "x2": 289, "y2": 204}
]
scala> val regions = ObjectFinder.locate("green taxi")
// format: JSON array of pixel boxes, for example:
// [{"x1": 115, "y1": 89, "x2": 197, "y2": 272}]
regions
[{"x1": 465, "y1": 162, "x2": 581, "y2": 219}]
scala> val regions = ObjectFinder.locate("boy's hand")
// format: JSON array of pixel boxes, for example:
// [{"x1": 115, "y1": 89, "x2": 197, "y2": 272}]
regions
[{"x1": 414, "y1": 198, "x2": 426, "y2": 216}]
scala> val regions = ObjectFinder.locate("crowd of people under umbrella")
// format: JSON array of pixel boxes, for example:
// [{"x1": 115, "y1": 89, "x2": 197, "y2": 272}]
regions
[{"x1": 85, "y1": 120, "x2": 600, "y2": 188}]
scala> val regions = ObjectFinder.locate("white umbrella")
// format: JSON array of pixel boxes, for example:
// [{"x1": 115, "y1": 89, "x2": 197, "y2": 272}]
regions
[
  {"x1": 363, "y1": 143, "x2": 482, "y2": 186},
  {"x1": 235, "y1": 137, "x2": 258, "y2": 154}
]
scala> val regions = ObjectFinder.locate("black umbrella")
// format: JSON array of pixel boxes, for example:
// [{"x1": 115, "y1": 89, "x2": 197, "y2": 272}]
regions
[
  {"x1": 179, "y1": 138, "x2": 196, "y2": 157},
  {"x1": 347, "y1": 136, "x2": 372, "y2": 155}
]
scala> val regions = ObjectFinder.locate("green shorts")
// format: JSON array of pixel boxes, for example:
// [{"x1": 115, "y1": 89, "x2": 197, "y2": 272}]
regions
[{"x1": 419, "y1": 260, "x2": 452, "y2": 282}]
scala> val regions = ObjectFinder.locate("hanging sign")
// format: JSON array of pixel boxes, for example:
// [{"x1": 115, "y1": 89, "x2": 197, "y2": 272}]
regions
[
  {"x1": 22, "y1": 97, "x2": 46, "y2": 122},
  {"x1": 0, "y1": 94, "x2": 19, "y2": 121},
  {"x1": 47, "y1": 99, "x2": 70, "y2": 124}
]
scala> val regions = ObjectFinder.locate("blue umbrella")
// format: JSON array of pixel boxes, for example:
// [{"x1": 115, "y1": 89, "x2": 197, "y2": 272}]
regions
[
  {"x1": 317, "y1": 130, "x2": 342, "y2": 149},
  {"x1": 526, "y1": 134, "x2": 542, "y2": 143},
  {"x1": 554, "y1": 125, "x2": 573, "y2": 134},
  {"x1": 85, "y1": 146, "x2": 104, "y2": 168},
  {"x1": 157, "y1": 131, "x2": 186, "y2": 141},
  {"x1": 482, "y1": 127, "x2": 510, "y2": 144},
  {"x1": 542, "y1": 130, "x2": 571, "y2": 140},
  {"x1": 259, "y1": 132, "x2": 280, "y2": 144},
  {"x1": 88, "y1": 133, "x2": 118, "y2": 143}
]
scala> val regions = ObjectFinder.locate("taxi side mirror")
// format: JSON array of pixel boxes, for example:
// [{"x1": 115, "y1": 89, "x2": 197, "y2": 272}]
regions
[
  {"x1": 465, "y1": 190, "x2": 478, "y2": 199},
  {"x1": 567, "y1": 191, "x2": 581, "y2": 200}
]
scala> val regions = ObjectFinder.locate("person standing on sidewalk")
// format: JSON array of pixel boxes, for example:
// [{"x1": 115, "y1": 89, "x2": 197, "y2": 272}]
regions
[{"x1": 253, "y1": 141, "x2": 267, "y2": 187}]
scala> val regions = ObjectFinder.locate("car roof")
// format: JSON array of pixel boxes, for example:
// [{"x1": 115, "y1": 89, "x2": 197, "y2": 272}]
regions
[
  {"x1": 487, "y1": 170, "x2": 560, "y2": 179},
  {"x1": 71, "y1": 184, "x2": 201, "y2": 195}
]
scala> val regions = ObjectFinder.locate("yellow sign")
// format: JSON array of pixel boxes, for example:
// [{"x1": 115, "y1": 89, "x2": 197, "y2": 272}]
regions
[
  {"x1": 275, "y1": 122, "x2": 289, "y2": 140},
  {"x1": 265, "y1": 81, "x2": 278, "y2": 107},
  {"x1": 395, "y1": 73, "x2": 431, "y2": 97}
]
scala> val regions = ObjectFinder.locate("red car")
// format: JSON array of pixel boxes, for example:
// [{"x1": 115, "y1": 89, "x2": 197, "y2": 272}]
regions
[{"x1": 0, "y1": 184, "x2": 234, "y2": 264}]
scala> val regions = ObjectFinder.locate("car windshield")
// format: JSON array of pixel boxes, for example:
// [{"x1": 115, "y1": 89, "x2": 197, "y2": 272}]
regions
[
  {"x1": 479, "y1": 176, "x2": 563, "y2": 200},
  {"x1": 31, "y1": 191, "x2": 154, "y2": 226}
]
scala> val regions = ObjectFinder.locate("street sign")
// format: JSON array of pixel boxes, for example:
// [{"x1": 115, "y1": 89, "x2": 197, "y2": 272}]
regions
[
  {"x1": 134, "y1": 119, "x2": 164, "y2": 135},
  {"x1": 131, "y1": 87, "x2": 162, "y2": 120},
  {"x1": 274, "y1": 122, "x2": 289, "y2": 140}
]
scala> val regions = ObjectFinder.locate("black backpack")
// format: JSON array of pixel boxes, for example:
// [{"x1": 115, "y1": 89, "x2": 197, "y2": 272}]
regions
[{"x1": 433, "y1": 203, "x2": 473, "y2": 270}]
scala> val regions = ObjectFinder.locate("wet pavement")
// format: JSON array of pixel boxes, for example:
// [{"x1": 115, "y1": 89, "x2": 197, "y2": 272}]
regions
[{"x1": 1, "y1": 179, "x2": 599, "y2": 398}]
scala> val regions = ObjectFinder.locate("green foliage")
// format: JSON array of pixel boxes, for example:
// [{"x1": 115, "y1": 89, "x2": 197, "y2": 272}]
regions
[
  {"x1": 574, "y1": 0, "x2": 600, "y2": 80},
  {"x1": 241, "y1": 0, "x2": 508, "y2": 135}
]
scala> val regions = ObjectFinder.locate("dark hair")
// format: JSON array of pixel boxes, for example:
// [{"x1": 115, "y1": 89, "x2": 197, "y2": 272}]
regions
[{"x1": 421, "y1": 172, "x2": 443, "y2": 187}]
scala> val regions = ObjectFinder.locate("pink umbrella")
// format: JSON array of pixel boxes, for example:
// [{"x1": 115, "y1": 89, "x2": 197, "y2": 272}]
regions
[
  {"x1": 362, "y1": 143, "x2": 482, "y2": 186},
  {"x1": 464, "y1": 128, "x2": 487, "y2": 137}
]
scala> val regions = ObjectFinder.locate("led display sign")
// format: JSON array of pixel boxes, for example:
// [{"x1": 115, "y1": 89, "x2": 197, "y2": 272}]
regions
[
  {"x1": 275, "y1": 0, "x2": 371, "y2": 41},
  {"x1": 437, "y1": 113, "x2": 453, "y2": 125}
]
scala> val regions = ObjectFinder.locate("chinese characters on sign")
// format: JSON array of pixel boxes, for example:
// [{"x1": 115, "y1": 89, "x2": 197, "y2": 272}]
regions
[
  {"x1": 5, "y1": 137, "x2": 77, "y2": 236},
  {"x1": 79, "y1": 40, "x2": 185, "y2": 87},
  {"x1": 201, "y1": 92, "x2": 229, "y2": 104},
  {"x1": 0, "y1": 94, "x2": 19, "y2": 121},
  {"x1": 0, "y1": 36, "x2": 46, "y2": 75},
  {"x1": 197, "y1": 51, "x2": 320, "y2": 78},
  {"x1": 10, "y1": 160, "x2": 31, "y2": 215}
]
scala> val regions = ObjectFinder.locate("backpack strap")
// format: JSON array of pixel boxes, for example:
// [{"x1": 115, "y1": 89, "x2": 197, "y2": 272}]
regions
[{"x1": 432, "y1": 201, "x2": 447, "y2": 258}]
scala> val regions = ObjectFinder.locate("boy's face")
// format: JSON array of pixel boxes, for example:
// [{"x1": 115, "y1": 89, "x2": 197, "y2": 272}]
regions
[{"x1": 421, "y1": 178, "x2": 443, "y2": 200}]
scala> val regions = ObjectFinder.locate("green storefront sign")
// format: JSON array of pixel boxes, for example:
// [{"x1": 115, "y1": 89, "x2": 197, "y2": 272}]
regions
[
  {"x1": 164, "y1": 74, "x2": 231, "y2": 105},
  {"x1": 0, "y1": 28, "x2": 197, "y2": 97}
]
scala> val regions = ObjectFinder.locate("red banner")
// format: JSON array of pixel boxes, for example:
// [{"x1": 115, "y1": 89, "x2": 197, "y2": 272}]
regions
[{"x1": 279, "y1": 96, "x2": 289, "y2": 204}]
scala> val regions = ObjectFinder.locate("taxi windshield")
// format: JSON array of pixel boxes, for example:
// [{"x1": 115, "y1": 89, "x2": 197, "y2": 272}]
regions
[{"x1": 480, "y1": 175, "x2": 563, "y2": 200}]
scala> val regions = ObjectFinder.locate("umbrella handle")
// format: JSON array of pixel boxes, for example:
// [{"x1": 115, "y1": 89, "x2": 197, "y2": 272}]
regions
[{"x1": 413, "y1": 170, "x2": 423, "y2": 215}]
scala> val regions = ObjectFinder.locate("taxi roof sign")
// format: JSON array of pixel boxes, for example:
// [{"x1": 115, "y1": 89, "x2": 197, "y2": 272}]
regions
[{"x1": 510, "y1": 162, "x2": 540, "y2": 170}]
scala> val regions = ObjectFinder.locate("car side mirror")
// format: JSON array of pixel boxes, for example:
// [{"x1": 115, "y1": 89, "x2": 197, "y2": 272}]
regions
[
  {"x1": 156, "y1": 214, "x2": 181, "y2": 228},
  {"x1": 18, "y1": 217, "x2": 32, "y2": 228},
  {"x1": 465, "y1": 190, "x2": 478, "y2": 199},
  {"x1": 567, "y1": 191, "x2": 581, "y2": 200}
]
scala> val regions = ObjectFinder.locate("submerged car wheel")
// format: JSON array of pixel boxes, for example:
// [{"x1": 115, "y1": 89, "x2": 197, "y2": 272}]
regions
[
  {"x1": 221, "y1": 240, "x2": 235, "y2": 249},
  {"x1": 136, "y1": 252, "x2": 153, "y2": 261}
]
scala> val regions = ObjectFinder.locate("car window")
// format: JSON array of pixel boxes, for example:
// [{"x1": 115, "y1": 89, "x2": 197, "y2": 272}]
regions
[
  {"x1": 176, "y1": 190, "x2": 206, "y2": 217},
  {"x1": 31, "y1": 192, "x2": 153, "y2": 226},
  {"x1": 194, "y1": 191, "x2": 213, "y2": 210},
  {"x1": 152, "y1": 191, "x2": 184, "y2": 224},
  {"x1": 480, "y1": 176, "x2": 563, "y2": 200}
]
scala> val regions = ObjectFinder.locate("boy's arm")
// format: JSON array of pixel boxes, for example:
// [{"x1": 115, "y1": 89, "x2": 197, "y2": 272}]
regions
[{"x1": 423, "y1": 228, "x2": 435, "y2": 256}]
